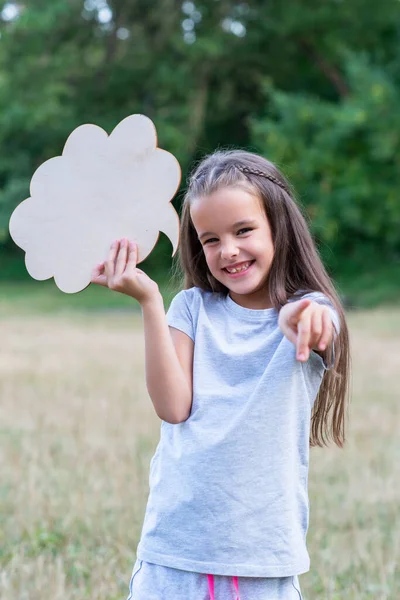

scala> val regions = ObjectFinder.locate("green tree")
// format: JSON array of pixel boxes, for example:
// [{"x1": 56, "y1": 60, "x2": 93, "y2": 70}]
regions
[
  {"x1": 0, "y1": 0, "x2": 400, "y2": 290},
  {"x1": 250, "y1": 54, "x2": 400, "y2": 272}
]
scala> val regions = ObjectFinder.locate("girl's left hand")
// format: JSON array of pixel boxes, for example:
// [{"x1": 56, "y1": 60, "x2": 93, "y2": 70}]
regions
[{"x1": 278, "y1": 298, "x2": 334, "y2": 362}]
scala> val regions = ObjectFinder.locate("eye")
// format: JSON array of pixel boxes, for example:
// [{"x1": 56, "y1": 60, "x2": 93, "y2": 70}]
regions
[
  {"x1": 203, "y1": 237, "x2": 218, "y2": 245},
  {"x1": 237, "y1": 227, "x2": 253, "y2": 235}
]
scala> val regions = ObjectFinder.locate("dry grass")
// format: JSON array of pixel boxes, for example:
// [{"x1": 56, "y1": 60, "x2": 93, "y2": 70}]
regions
[{"x1": 1, "y1": 308, "x2": 399, "y2": 599}]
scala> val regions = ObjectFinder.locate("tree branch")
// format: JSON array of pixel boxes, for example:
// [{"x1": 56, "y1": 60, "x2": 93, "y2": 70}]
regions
[
  {"x1": 186, "y1": 66, "x2": 210, "y2": 157},
  {"x1": 299, "y1": 39, "x2": 349, "y2": 97}
]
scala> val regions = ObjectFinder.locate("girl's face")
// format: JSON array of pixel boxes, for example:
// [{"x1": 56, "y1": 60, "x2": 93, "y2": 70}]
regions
[{"x1": 190, "y1": 186, "x2": 274, "y2": 309}]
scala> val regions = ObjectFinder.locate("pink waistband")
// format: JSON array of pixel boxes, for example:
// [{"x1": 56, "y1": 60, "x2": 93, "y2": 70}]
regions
[{"x1": 207, "y1": 574, "x2": 240, "y2": 600}]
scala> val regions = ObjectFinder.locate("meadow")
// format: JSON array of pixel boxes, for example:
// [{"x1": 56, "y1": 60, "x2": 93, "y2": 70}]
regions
[{"x1": 0, "y1": 289, "x2": 399, "y2": 599}]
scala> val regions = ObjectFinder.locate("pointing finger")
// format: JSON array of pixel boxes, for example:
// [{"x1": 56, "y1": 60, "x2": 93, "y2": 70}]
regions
[
  {"x1": 296, "y1": 310, "x2": 312, "y2": 361},
  {"x1": 318, "y1": 309, "x2": 333, "y2": 351},
  {"x1": 288, "y1": 298, "x2": 312, "y2": 324},
  {"x1": 310, "y1": 310, "x2": 323, "y2": 349}
]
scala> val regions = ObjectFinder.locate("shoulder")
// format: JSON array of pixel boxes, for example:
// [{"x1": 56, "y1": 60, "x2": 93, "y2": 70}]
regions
[
  {"x1": 167, "y1": 286, "x2": 217, "y2": 322},
  {"x1": 169, "y1": 286, "x2": 217, "y2": 309},
  {"x1": 168, "y1": 287, "x2": 226, "y2": 327},
  {"x1": 167, "y1": 287, "x2": 221, "y2": 342},
  {"x1": 169, "y1": 286, "x2": 208, "y2": 309}
]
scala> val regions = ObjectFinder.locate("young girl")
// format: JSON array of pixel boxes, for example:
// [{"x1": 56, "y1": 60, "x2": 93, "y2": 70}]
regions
[{"x1": 92, "y1": 150, "x2": 350, "y2": 600}]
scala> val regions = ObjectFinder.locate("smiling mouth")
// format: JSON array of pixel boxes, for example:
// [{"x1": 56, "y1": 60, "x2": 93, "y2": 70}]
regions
[{"x1": 223, "y1": 260, "x2": 255, "y2": 275}]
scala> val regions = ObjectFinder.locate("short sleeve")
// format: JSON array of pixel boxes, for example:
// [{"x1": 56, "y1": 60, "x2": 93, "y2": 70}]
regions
[{"x1": 166, "y1": 289, "x2": 196, "y2": 341}]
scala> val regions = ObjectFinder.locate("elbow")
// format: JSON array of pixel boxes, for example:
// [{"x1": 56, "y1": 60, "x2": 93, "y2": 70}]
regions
[
  {"x1": 163, "y1": 415, "x2": 188, "y2": 424},
  {"x1": 160, "y1": 410, "x2": 191, "y2": 424},
  {"x1": 157, "y1": 401, "x2": 192, "y2": 424}
]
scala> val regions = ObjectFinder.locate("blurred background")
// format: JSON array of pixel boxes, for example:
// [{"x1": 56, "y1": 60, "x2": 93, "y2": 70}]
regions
[
  {"x1": 0, "y1": 2, "x2": 399, "y2": 599},
  {"x1": 0, "y1": 0, "x2": 400, "y2": 308}
]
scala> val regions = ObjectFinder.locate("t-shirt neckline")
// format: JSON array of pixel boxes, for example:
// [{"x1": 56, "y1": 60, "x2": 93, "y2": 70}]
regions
[{"x1": 222, "y1": 293, "x2": 277, "y2": 320}]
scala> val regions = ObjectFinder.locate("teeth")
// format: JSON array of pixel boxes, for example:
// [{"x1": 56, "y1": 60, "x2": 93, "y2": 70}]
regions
[{"x1": 226, "y1": 262, "x2": 251, "y2": 274}]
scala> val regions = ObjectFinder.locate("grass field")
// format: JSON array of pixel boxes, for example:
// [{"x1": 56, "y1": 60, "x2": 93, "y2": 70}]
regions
[{"x1": 0, "y1": 298, "x2": 399, "y2": 599}]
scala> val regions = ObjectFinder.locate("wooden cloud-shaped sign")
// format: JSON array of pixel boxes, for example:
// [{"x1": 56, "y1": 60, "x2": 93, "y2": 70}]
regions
[{"x1": 9, "y1": 114, "x2": 181, "y2": 293}]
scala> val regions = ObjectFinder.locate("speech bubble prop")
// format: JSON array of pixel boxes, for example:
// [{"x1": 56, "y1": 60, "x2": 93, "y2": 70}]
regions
[{"x1": 9, "y1": 114, "x2": 181, "y2": 293}]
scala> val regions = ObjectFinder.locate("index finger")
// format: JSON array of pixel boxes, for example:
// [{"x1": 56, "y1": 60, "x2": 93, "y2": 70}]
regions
[
  {"x1": 296, "y1": 311, "x2": 312, "y2": 361},
  {"x1": 288, "y1": 298, "x2": 312, "y2": 323},
  {"x1": 318, "y1": 308, "x2": 334, "y2": 350}
]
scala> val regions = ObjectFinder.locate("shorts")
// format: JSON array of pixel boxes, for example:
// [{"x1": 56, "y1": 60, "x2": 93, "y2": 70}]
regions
[{"x1": 127, "y1": 559, "x2": 303, "y2": 600}]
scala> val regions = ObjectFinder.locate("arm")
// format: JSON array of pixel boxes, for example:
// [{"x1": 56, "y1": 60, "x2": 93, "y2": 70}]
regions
[
  {"x1": 141, "y1": 296, "x2": 193, "y2": 423},
  {"x1": 278, "y1": 298, "x2": 334, "y2": 362},
  {"x1": 91, "y1": 238, "x2": 193, "y2": 423}
]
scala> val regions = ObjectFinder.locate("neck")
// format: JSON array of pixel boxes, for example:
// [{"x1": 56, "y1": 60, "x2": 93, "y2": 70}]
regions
[{"x1": 229, "y1": 290, "x2": 273, "y2": 310}]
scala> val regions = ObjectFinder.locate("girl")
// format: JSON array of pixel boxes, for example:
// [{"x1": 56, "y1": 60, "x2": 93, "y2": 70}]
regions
[{"x1": 92, "y1": 150, "x2": 350, "y2": 600}]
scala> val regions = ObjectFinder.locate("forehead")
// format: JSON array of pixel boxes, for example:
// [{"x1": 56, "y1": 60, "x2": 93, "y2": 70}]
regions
[{"x1": 190, "y1": 186, "x2": 266, "y2": 232}]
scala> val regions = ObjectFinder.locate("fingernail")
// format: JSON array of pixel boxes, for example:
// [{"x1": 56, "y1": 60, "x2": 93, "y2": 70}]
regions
[
  {"x1": 298, "y1": 353, "x2": 305, "y2": 361},
  {"x1": 319, "y1": 343, "x2": 326, "y2": 350}
]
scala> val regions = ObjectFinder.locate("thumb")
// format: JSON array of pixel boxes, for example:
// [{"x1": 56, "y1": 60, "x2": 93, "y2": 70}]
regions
[{"x1": 91, "y1": 263, "x2": 108, "y2": 287}]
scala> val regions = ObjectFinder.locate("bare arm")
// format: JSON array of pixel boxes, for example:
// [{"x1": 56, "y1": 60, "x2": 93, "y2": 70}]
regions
[
  {"x1": 91, "y1": 238, "x2": 193, "y2": 423},
  {"x1": 141, "y1": 295, "x2": 193, "y2": 423}
]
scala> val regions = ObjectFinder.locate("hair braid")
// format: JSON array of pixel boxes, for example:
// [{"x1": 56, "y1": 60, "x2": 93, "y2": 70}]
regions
[{"x1": 236, "y1": 165, "x2": 289, "y2": 193}]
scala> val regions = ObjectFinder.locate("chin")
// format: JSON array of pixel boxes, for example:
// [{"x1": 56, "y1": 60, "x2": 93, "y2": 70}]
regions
[{"x1": 229, "y1": 284, "x2": 258, "y2": 295}]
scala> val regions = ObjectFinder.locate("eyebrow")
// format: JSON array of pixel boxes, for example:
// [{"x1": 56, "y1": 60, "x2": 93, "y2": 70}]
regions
[{"x1": 198, "y1": 219, "x2": 258, "y2": 241}]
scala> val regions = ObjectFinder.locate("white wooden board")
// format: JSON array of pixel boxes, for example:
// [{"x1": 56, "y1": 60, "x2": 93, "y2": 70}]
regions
[{"x1": 9, "y1": 114, "x2": 181, "y2": 293}]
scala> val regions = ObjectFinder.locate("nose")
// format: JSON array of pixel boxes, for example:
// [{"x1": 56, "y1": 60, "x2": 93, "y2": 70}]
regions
[{"x1": 220, "y1": 239, "x2": 239, "y2": 260}]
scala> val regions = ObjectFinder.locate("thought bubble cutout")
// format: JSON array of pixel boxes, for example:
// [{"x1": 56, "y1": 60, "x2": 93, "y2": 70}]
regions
[{"x1": 9, "y1": 114, "x2": 181, "y2": 293}]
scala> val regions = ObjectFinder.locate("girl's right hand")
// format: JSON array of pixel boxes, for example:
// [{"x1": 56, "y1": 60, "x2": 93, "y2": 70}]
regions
[{"x1": 91, "y1": 239, "x2": 161, "y2": 305}]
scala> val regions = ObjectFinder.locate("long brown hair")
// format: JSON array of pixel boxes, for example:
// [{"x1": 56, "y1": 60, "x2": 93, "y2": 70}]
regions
[{"x1": 173, "y1": 149, "x2": 350, "y2": 448}]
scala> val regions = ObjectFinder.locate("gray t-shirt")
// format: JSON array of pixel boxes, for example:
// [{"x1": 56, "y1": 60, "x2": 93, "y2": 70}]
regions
[{"x1": 136, "y1": 287, "x2": 338, "y2": 577}]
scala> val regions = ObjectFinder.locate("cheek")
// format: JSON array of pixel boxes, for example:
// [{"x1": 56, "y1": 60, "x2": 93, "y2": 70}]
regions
[
  {"x1": 202, "y1": 248, "x2": 215, "y2": 269},
  {"x1": 251, "y1": 236, "x2": 272, "y2": 252},
  {"x1": 253, "y1": 239, "x2": 274, "y2": 264}
]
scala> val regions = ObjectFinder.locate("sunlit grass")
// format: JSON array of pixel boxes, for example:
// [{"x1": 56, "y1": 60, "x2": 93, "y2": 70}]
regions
[{"x1": 0, "y1": 307, "x2": 399, "y2": 598}]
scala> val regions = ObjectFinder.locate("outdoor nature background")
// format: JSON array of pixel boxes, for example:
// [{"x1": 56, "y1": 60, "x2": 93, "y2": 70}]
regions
[{"x1": 0, "y1": 1, "x2": 399, "y2": 599}]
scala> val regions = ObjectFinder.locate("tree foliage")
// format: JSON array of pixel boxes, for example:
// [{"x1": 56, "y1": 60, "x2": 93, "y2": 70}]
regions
[
  {"x1": 251, "y1": 55, "x2": 400, "y2": 269},
  {"x1": 0, "y1": 0, "x2": 399, "y2": 278}
]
